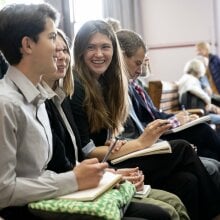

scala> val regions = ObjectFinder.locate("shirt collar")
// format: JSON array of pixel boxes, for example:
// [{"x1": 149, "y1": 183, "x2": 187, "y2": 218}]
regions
[
  {"x1": 41, "y1": 80, "x2": 66, "y2": 104},
  {"x1": 7, "y1": 66, "x2": 49, "y2": 105}
]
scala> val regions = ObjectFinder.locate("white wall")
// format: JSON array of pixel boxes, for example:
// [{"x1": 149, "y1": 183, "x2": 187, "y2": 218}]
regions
[
  {"x1": 214, "y1": 0, "x2": 220, "y2": 55},
  {"x1": 140, "y1": 0, "x2": 216, "y2": 82}
]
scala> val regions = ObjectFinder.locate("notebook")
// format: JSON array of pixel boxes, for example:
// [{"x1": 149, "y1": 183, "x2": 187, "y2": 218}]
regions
[
  {"x1": 110, "y1": 141, "x2": 172, "y2": 165},
  {"x1": 57, "y1": 171, "x2": 122, "y2": 201},
  {"x1": 134, "y1": 185, "x2": 151, "y2": 198},
  {"x1": 164, "y1": 115, "x2": 210, "y2": 134}
]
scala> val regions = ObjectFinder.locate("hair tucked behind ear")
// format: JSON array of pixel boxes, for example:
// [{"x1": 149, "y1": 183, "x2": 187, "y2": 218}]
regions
[{"x1": 73, "y1": 20, "x2": 129, "y2": 134}]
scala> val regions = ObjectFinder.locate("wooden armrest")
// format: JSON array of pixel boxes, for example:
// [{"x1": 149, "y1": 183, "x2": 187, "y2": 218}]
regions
[
  {"x1": 172, "y1": 108, "x2": 205, "y2": 117},
  {"x1": 186, "y1": 108, "x2": 205, "y2": 116}
]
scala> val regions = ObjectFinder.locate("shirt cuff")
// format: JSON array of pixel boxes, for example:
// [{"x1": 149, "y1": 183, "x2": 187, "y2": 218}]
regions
[
  {"x1": 82, "y1": 139, "x2": 96, "y2": 156},
  {"x1": 54, "y1": 171, "x2": 78, "y2": 196}
]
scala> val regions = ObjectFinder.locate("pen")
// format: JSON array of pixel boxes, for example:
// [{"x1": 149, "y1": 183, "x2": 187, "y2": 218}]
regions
[
  {"x1": 102, "y1": 137, "x2": 119, "y2": 163},
  {"x1": 181, "y1": 105, "x2": 186, "y2": 111},
  {"x1": 181, "y1": 105, "x2": 188, "y2": 116}
]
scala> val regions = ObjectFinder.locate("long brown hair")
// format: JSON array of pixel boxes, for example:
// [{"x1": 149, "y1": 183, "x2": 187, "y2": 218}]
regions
[{"x1": 73, "y1": 20, "x2": 129, "y2": 135}]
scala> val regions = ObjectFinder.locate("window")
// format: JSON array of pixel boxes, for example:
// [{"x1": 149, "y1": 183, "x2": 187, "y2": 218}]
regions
[
  {"x1": 0, "y1": 0, "x2": 44, "y2": 8},
  {"x1": 0, "y1": 0, "x2": 104, "y2": 37},
  {"x1": 73, "y1": 0, "x2": 103, "y2": 34}
]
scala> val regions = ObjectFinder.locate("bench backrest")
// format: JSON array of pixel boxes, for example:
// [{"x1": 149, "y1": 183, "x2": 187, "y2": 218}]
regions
[{"x1": 148, "y1": 80, "x2": 180, "y2": 113}]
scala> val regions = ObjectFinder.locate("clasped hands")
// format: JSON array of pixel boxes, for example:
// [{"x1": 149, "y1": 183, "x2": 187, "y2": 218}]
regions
[{"x1": 107, "y1": 167, "x2": 145, "y2": 192}]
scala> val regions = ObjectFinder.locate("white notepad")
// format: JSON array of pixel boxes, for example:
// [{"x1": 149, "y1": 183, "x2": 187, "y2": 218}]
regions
[
  {"x1": 134, "y1": 185, "x2": 151, "y2": 198},
  {"x1": 164, "y1": 115, "x2": 210, "y2": 134},
  {"x1": 111, "y1": 141, "x2": 172, "y2": 165},
  {"x1": 57, "y1": 171, "x2": 122, "y2": 201}
]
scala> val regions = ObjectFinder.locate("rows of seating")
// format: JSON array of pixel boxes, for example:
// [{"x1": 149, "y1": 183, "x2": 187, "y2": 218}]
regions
[{"x1": 147, "y1": 80, "x2": 204, "y2": 116}]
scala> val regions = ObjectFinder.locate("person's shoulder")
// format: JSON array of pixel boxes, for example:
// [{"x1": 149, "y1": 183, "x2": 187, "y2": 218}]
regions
[
  {"x1": 209, "y1": 54, "x2": 220, "y2": 63},
  {"x1": 178, "y1": 74, "x2": 192, "y2": 83},
  {"x1": 0, "y1": 92, "x2": 23, "y2": 115},
  {"x1": 74, "y1": 78, "x2": 82, "y2": 87},
  {"x1": 0, "y1": 77, "x2": 14, "y2": 94},
  {"x1": 74, "y1": 78, "x2": 86, "y2": 94},
  {"x1": 0, "y1": 78, "x2": 25, "y2": 107},
  {"x1": 184, "y1": 74, "x2": 198, "y2": 82}
]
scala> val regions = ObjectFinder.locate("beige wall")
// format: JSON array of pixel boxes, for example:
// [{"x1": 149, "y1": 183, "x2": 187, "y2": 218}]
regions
[{"x1": 140, "y1": 0, "x2": 217, "y2": 82}]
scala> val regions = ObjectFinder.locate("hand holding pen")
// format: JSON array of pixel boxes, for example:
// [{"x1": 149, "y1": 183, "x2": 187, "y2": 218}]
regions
[
  {"x1": 180, "y1": 105, "x2": 199, "y2": 123},
  {"x1": 104, "y1": 138, "x2": 127, "y2": 154},
  {"x1": 102, "y1": 137, "x2": 119, "y2": 163},
  {"x1": 175, "y1": 105, "x2": 191, "y2": 125},
  {"x1": 181, "y1": 105, "x2": 189, "y2": 116}
]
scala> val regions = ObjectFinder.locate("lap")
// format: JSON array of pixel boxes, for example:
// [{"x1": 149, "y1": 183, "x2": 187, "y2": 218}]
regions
[
  {"x1": 132, "y1": 189, "x2": 190, "y2": 220},
  {"x1": 124, "y1": 201, "x2": 171, "y2": 220}
]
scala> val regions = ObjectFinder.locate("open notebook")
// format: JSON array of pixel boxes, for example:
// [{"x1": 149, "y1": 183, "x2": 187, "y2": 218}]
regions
[
  {"x1": 164, "y1": 115, "x2": 210, "y2": 134},
  {"x1": 111, "y1": 141, "x2": 172, "y2": 165},
  {"x1": 57, "y1": 171, "x2": 122, "y2": 201}
]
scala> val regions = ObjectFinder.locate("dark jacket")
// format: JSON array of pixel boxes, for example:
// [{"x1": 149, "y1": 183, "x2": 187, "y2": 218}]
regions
[
  {"x1": 45, "y1": 99, "x2": 84, "y2": 173},
  {"x1": 209, "y1": 53, "x2": 220, "y2": 93},
  {"x1": 129, "y1": 84, "x2": 173, "y2": 127}
]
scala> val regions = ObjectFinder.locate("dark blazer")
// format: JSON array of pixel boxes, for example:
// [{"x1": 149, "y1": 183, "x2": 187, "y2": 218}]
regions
[
  {"x1": 129, "y1": 84, "x2": 173, "y2": 127},
  {"x1": 45, "y1": 99, "x2": 84, "y2": 173},
  {"x1": 209, "y1": 53, "x2": 220, "y2": 93}
]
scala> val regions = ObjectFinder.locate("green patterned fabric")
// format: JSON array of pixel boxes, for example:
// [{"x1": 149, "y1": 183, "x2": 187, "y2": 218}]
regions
[{"x1": 28, "y1": 181, "x2": 135, "y2": 220}]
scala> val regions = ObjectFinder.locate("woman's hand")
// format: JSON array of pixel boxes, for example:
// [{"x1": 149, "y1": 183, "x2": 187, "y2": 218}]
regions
[
  {"x1": 175, "y1": 111, "x2": 190, "y2": 125},
  {"x1": 176, "y1": 111, "x2": 199, "y2": 124},
  {"x1": 139, "y1": 119, "x2": 172, "y2": 147},
  {"x1": 206, "y1": 103, "x2": 220, "y2": 114},
  {"x1": 189, "y1": 114, "x2": 199, "y2": 121},
  {"x1": 116, "y1": 167, "x2": 145, "y2": 191},
  {"x1": 105, "y1": 138, "x2": 127, "y2": 153},
  {"x1": 74, "y1": 158, "x2": 108, "y2": 190}
]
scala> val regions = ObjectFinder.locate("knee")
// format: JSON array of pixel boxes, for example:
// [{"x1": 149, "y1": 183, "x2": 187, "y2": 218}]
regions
[
  {"x1": 174, "y1": 172, "x2": 198, "y2": 194},
  {"x1": 201, "y1": 158, "x2": 218, "y2": 176},
  {"x1": 170, "y1": 139, "x2": 195, "y2": 154}
]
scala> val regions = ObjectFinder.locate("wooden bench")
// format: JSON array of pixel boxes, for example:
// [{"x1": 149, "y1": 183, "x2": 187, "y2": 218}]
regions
[{"x1": 147, "y1": 80, "x2": 204, "y2": 115}]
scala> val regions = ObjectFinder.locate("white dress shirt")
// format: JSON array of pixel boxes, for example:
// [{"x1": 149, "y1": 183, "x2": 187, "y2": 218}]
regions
[{"x1": 0, "y1": 66, "x2": 76, "y2": 209}]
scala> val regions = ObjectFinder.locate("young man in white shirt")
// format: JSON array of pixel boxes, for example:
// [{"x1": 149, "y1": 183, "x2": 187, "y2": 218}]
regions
[{"x1": 0, "y1": 3, "x2": 108, "y2": 219}]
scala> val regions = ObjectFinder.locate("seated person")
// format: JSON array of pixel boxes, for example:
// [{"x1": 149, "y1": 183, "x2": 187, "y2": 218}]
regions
[
  {"x1": 177, "y1": 58, "x2": 220, "y2": 124},
  {"x1": 195, "y1": 41, "x2": 220, "y2": 94},
  {"x1": 115, "y1": 32, "x2": 220, "y2": 161},
  {"x1": 0, "y1": 3, "x2": 106, "y2": 220}
]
